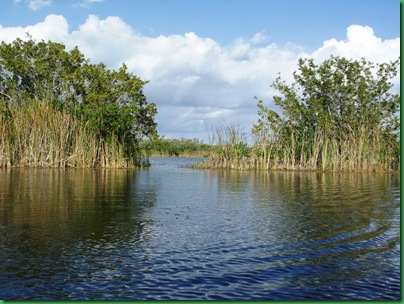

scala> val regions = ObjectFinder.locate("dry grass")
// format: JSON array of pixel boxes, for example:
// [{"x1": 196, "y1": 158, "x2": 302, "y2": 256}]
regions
[{"x1": 0, "y1": 99, "x2": 146, "y2": 168}]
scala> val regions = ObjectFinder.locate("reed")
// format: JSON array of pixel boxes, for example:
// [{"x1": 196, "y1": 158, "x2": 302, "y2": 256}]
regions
[
  {"x1": 204, "y1": 119, "x2": 399, "y2": 172},
  {"x1": 204, "y1": 122, "x2": 251, "y2": 170},
  {"x1": 0, "y1": 99, "x2": 145, "y2": 168}
]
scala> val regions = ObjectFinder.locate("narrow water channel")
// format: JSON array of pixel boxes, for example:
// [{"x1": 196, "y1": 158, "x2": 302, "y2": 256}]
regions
[{"x1": 0, "y1": 158, "x2": 400, "y2": 300}]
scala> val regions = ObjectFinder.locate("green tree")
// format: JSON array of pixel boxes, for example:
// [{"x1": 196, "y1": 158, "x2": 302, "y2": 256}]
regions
[
  {"x1": 78, "y1": 62, "x2": 157, "y2": 158},
  {"x1": 0, "y1": 36, "x2": 86, "y2": 105},
  {"x1": 0, "y1": 37, "x2": 158, "y2": 167},
  {"x1": 253, "y1": 56, "x2": 400, "y2": 171}
]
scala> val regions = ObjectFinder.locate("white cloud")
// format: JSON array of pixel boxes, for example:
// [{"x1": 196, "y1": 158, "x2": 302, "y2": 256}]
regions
[
  {"x1": 312, "y1": 24, "x2": 399, "y2": 63},
  {"x1": 0, "y1": 16, "x2": 399, "y2": 141},
  {"x1": 28, "y1": 0, "x2": 52, "y2": 10},
  {"x1": 68, "y1": 15, "x2": 137, "y2": 66},
  {"x1": 0, "y1": 15, "x2": 69, "y2": 43}
]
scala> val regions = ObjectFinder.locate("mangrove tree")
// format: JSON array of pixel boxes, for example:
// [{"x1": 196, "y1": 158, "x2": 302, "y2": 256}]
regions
[{"x1": 0, "y1": 37, "x2": 157, "y2": 167}]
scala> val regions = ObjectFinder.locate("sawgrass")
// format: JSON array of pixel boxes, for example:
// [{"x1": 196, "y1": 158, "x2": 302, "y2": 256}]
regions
[
  {"x1": 0, "y1": 99, "x2": 148, "y2": 168},
  {"x1": 202, "y1": 122, "x2": 399, "y2": 172}
]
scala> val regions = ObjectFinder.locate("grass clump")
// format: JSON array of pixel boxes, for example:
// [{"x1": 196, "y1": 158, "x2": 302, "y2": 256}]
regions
[
  {"x1": 204, "y1": 122, "x2": 251, "y2": 170},
  {"x1": 0, "y1": 99, "x2": 148, "y2": 168}
]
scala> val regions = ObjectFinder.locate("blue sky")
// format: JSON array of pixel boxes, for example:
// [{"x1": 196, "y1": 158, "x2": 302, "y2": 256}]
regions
[
  {"x1": 2, "y1": 0, "x2": 399, "y2": 49},
  {"x1": 0, "y1": 0, "x2": 400, "y2": 141}
]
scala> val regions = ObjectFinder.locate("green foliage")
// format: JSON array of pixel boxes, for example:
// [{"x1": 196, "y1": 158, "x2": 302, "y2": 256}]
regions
[
  {"x1": 252, "y1": 56, "x2": 400, "y2": 171},
  {"x1": 150, "y1": 137, "x2": 210, "y2": 157},
  {"x1": 0, "y1": 36, "x2": 86, "y2": 105},
  {"x1": 206, "y1": 56, "x2": 400, "y2": 171},
  {"x1": 0, "y1": 37, "x2": 157, "y2": 167}
]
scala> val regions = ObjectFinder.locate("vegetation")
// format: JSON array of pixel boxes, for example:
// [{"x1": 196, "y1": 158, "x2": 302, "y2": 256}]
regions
[
  {"x1": 147, "y1": 137, "x2": 210, "y2": 157},
  {"x1": 206, "y1": 56, "x2": 400, "y2": 172},
  {"x1": 0, "y1": 38, "x2": 398, "y2": 172},
  {"x1": 204, "y1": 122, "x2": 251, "y2": 169},
  {"x1": 0, "y1": 37, "x2": 157, "y2": 168}
]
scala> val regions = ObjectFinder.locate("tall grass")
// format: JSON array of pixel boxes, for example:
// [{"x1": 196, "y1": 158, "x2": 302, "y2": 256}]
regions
[
  {"x1": 0, "y1": 99, "x2": 147, "y2": 168},
  {"x1": 204, "y1": 122, "x2": 399, "y2": 172},
  {"x1": 205, "y1": 122, "x2": 251, "y2": 170}
]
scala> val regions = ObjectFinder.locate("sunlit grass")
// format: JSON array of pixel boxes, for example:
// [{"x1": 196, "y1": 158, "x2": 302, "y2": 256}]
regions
[
  {"x1": 203, "y1": 122, "x2": 399, "y2": 172},
  {"x1": 0, "y1": 99, "x2": 147, "y2": 168}
]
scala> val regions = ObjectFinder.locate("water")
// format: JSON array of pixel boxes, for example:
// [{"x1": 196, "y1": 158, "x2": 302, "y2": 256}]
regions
[{"x1": 0, "y1": 157, "x2": 400, "y2": 300}]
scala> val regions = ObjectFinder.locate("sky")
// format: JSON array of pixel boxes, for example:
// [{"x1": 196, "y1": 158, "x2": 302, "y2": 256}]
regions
[{"x1": 0, "y1": 0, "x2": 400, "y2": 142}]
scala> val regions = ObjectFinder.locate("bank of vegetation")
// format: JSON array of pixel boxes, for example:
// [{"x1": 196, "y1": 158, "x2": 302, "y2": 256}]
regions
[
  {"x1": 0, "y1": 38, "x2": 399, "y2": 172},
  {"x1": 146, "y1": 137, "x2": 210, "y2": 157},
  {"x1": 205, "y1": 56, "x2": 400, "y2": 172},
  {"x1": 0, "y1": 37, "x2": 157, "y2": 168}
]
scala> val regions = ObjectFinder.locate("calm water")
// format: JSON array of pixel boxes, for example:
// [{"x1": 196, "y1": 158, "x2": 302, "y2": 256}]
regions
[{"x1": 0, "y1": 157, "x2": 400, "y2": 300}]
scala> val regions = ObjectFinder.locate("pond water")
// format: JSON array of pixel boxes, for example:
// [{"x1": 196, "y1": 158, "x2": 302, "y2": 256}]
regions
[{"x1": 0, "y1": 157, "x2": 400, "y2": 300}]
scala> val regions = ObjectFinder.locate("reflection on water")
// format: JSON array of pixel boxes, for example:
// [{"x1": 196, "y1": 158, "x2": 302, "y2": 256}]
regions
[
  {"x1": 0, "y1": 158, "x2": 400, "y2": 300},
  {"x1": 0, "y1": 168, "x2": 156, "y2": 245}
]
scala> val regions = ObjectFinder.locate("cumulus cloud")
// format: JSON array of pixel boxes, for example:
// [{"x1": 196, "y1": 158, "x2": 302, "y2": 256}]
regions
[
  {"x1": 312, "y1": 25, "x2": 399, "y2": 63},
  {"x1": 0, "y1": 15, "x2": 69, "y2": 43},
  {"x1": 0, "y1": 15, "x2": 399, "y2": 141}
]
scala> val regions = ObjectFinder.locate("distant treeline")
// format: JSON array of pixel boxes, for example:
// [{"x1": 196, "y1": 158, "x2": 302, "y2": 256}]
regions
[
  {"x1": 148, "y1": 137, "x2": 210, "y2": 157},
  {"x1": 0, "y1": 37, "x2": 157, "y2": 168},
  {"x1": 205, "y1": 56, "x2": 400, "y2": 172}
]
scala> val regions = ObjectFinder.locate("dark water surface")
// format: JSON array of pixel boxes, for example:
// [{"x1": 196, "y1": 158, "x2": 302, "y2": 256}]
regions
[{"x1": 0, "y1": 157, "x2": 400, "y2": 300}]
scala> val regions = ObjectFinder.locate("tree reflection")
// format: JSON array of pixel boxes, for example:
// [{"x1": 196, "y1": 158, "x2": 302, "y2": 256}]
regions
[{"x1": 0, "y1": 168, "x2": 157, "y2": 291}]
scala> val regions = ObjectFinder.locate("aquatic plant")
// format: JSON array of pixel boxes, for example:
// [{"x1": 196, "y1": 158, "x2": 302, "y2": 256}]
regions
[
  {"x1": 205, "y1": 122, "x2": 251, "y2": 170},
  {"x1": 0, "y1": 98, "x2": 147, "y2": 167},
  {"x1": 207, "y1": 56, "x2": 400, "y2": 172}
]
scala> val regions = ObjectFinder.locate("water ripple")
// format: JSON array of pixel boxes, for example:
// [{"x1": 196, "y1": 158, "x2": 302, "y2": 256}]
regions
[{"x1": 0, "y1": 162, "x2": 400, "y2": 300}]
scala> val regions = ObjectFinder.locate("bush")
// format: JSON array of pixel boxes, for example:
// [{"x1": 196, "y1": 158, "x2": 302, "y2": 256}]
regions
[{"x1": 0, "y1": 37, "x2": 158, "y2": 167}]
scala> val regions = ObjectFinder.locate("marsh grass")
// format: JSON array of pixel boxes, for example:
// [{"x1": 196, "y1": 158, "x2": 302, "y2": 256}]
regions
[
  {"x1": 0, "y1": 99, "x2": 145, "y2": 168},
  {"x1": 203, "y1": 122, "x2": 399, "y2": 172},
  {"x1": 203, "y1": 122, "x2": 251, "y2": 170}
]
